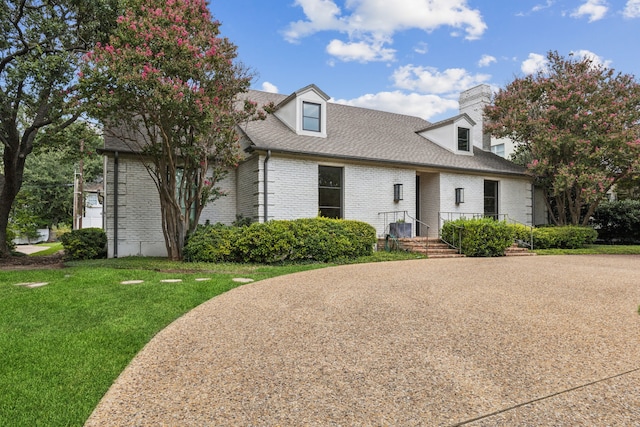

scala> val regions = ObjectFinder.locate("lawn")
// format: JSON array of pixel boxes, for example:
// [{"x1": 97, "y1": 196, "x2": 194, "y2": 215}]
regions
[
  {"x1": 0, "y1": 252, "x2": 422, "y2": 426},
  {"x1": 534, "y1": 244, "x2": 640, "y2": 255}
]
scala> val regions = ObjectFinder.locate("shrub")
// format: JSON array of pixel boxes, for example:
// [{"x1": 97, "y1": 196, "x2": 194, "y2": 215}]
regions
[
  {"x1": 531, "y1": 226, "x2": 597, "y2": 249},
  {"x1": 60, "y1": 228, "x2": 107, "y2": 260},
  {"x1": 442, "y1": 217, "x2": 514, "y2": 257},
  {"x1": 591, "y1": 199, "x2": 640, "y2": 243},
  {"x1": 184, "y1": 218, "x2": 377, "y2": 263},
  {"x1": 183, "y1": 224, "x2": 241, "y2": 262}
]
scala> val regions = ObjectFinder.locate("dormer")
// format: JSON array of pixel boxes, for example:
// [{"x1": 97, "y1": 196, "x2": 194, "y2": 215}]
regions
[
  {"x1": 273, "y1": 84, "x2": 329, "y2": 138},
  {"x1": 417, "y1": 113, "x2": 476, "y2": 156}
]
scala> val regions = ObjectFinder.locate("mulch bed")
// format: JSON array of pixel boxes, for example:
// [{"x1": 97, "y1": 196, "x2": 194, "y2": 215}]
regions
[{"x1": 0, "y1": 253, "x2": 66, "y2": 270}]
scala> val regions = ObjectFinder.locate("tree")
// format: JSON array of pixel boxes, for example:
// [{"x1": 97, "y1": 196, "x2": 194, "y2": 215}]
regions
[
  {"x1": 0, "y1": 0, "x2": 119, "y2": 256},
  {"x1": 484, "y1": 51, "x2": 640, "y2": 226},
  {"x1": 79, "y1": 0, "x2": 268, "y2": 260},
  {"x1": 11, "y1": 121, "x2": 103, "y2": 233}
]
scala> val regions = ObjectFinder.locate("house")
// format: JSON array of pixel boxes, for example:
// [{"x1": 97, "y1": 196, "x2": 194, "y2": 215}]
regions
[{"x1": 101, "y1": 84, "x2": 539, "y2": 258}]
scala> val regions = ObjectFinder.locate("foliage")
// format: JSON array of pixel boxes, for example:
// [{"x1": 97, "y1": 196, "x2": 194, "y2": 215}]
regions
[
  {"x1": 0, "y1": 0, "x2": 120, "y2": 256},
  {"x1": 79, "y1": 0, "x2": 270, "y2": 260},
  {"x1": 484, "y1": 51, "x2": 640, "y2": 226},
  {"x1": 11, "y1": 121, "x2": 104, "y2": 229},
  {"x1": 442, "y1": 217, "x2": 514, "y2": 257},
  {"x1": 51, "y1": 223, "x2": 72, "y2": 241},
  {"x1": 184, "y1": 218, "x2": 377, "y2": 263},
  {"x1": 591, "y1": 199, "x2": 640, "y2": 243},
  {"x1": 531, "y1": 226, "x2": 597, "y2": 249},
  {"x1": 507, "y1": 222, "x2": 534, "y2": 243},
  {"x1": 60, "y1": 227, "x2": 107, "y2": 260}
]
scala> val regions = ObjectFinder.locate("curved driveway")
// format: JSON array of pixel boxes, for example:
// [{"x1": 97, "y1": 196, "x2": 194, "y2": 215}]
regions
[{"x1": 86, "y1": 255, "x2": 640, "y2": 426}]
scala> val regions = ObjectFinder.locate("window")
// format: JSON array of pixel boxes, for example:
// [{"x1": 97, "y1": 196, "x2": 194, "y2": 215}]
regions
[
  {"x1": 484, "y1": 180, "x2": 498, "y2": 219},
  {"x1": 85, "y1": 193, "x2": 99, "y2": 207},
  {"x1": 457, "y1": 127, "x2": 470, "y2": 151},
  {"x1": 491, "y1": 143, "x2": 505, "y2": 158},
  {"x1": 303, "y1": 102, "x2": 321, "y2": 132},
  {"x1": 319, "y1": 165, "x2": 342, "y2": 218}
]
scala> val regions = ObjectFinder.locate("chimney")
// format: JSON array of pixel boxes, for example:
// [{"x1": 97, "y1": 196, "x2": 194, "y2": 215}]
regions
[{"x1": 459, "y1": 84, "x2": 492, "y2": 151}]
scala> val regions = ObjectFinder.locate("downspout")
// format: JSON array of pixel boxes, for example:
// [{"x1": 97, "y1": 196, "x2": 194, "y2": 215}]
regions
[
  {"x1": 113, "y1": 151, "x2": 119, "y2": 258},
  {"x1": 263, "y1": 150, "x2": 271, "y2": 223}
]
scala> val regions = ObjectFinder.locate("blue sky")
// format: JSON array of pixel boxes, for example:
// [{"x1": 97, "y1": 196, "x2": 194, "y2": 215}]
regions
[{"x1": 210, "y1": 0, "x2": 640, "y2": 122}]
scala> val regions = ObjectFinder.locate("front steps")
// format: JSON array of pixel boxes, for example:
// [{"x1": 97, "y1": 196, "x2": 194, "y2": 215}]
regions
[{"x1": 377, "y1": 237, "x2": 535, "y2": 258}]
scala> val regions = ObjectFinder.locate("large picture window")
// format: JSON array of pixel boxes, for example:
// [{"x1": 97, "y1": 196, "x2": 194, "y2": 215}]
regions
[
  {"x1": 457, "y1": 127, "x2": 470, "y2": 151},
  {"x1": 303, "y1": 102, "x2": 321, "y2": 132},
  {"x1": 319, "y1": 165, "x2": 342, "y2": 218}
]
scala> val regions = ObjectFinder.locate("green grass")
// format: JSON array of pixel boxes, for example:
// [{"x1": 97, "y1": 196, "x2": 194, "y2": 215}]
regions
[
  {"x1": 27, "y1": 242, "x2": 63, "y2": 256},
  {"x1": 534, "y1": 244, "x2": 640, "y2": 255},
  {"x1": 0, "y1": 251, "x2": 420, "y2": 426}
]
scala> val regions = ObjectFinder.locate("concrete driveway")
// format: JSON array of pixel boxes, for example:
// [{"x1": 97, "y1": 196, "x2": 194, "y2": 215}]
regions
[{"x1": 86, "y1": 255, "x2": 640, "y2": 426}]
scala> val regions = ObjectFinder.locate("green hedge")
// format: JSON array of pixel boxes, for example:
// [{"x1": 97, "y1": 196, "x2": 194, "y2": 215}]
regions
[
  {"x1": 184, "y1": 218, "x2": 377, "y2": 263},
  {"x1": 531, "y1": 226, "x2": 597, "y2": 249},
  {"x1": 441, "y1": 217, "x2": 514, "y2": 257},
  {"x1": 60, "y1": 228, "x2": 107, "y2": 260}
]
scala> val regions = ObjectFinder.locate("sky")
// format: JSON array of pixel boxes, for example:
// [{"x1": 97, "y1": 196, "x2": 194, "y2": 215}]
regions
[{"x1": 210, "y1": 0, "x2": 640, "y2": 122}]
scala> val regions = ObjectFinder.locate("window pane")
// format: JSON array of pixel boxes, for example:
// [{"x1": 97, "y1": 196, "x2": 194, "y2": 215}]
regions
[
  {"x1": 319, "y1": 207, "x2": 341, "y2": 219},
  {"x1": 303, "y1": 102, "x2": 320, "y2": 118},
  {"x1": 484, "y1": 180, "x2": 498, "y2": 218},
  {"x1": 319, "y1": 188, "x2": 341, "y2": 207},
  {"x1": 458, "y1": 127, "x2": 469, "y2": 151},
  {"x1": 303, "y1": 117, "x2": 320, "y2": 132},
  {"x1": 303, "y1": 102, "x2": 321, "y2": 132},
  {"x1": 319, "y1": 166, "x2": 342, "y2": 188}
]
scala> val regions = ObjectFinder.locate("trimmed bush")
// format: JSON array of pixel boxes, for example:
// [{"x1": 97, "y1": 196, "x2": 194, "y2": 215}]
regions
[
  {"x1": 60, "y1": 228, "x2": 107, "y2": 260},
  {"x1": 531, "y1": 226, "x2": 597, "y2": 249},
  {"x1": 183, "y1": 218, "x2": 377, "y2": 263},
  {"x1": 183, "y1": 224, "x2": 241, "y2": 262},
  {"x1": 442, "y1": 217, "x2": 514, "y2": 257},
  {"x1": 591, "y1": 199, "x2": 640, "y2": 244}
]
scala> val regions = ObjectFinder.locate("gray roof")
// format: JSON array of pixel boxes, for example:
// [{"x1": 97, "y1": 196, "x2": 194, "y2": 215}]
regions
[
  {"x1": 102, "y1": 88, "x2": 527, "y2": 177},
  {"x1": 240, "y1": 90, "x2": 527, "y2": 177}
]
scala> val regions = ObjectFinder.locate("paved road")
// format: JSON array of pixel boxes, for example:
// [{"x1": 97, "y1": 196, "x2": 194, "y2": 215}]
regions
[{"x1": 86, "y1": 255, "x2": 640, "y2": 426}]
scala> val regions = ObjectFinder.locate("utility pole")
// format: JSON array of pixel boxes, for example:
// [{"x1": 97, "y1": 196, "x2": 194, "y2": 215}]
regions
[{"x1": 73, "y1": 140, "x2": 85, "y2": 229}]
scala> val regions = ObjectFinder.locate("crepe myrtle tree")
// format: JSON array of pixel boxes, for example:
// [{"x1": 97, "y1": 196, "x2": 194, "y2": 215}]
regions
[
  {"x1": 0, "y1": 0, "x2": 119, "y2": 256},
  {"x1": 484, "y1": 51, "x2": 640, "y2": 226},
  {"x1": 79, "y1": 0, "x2": 270, "y2": 260}
]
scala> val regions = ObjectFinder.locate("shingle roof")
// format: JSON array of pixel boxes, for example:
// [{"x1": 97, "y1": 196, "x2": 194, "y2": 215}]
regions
[
  {"x1": 240, "y1": 90, "x2": 527, "y2": 177},
  {"x1": 101, "y1": 88, "x2": 527, "y2": 177}
]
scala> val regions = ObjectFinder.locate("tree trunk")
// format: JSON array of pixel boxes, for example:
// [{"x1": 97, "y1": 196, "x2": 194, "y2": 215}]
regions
[{"x1": 0, "y1": 144, "x2": 27, "y2": 257}]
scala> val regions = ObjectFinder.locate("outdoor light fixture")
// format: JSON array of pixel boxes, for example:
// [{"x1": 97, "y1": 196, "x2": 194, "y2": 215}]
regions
[
  {"x1": 455, "y1": 187, "x2": 464, "y2": 204},
  {"x1": 394, "y1": 183, "x2": 403, "y2": 202}
]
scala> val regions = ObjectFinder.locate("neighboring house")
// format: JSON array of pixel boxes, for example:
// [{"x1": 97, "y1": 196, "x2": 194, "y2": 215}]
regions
[
  {"x1": 82, "y1": 182, "x2": 104, "y2": 229},
  {"x1": 101, "y1": 84, "x2": 539, "y2": 258}
]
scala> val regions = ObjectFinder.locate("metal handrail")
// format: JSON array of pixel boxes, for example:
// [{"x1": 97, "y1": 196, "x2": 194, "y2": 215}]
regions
[{"x1": 377, "y1": 210, "x2": 431, "y2": 250}]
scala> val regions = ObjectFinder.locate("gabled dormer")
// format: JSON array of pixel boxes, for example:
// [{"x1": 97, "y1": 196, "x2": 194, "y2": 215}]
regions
[
  {"x1": 273, "y1": 84, "x2": 329, "y2": 138},
  {"x1": 417, "y1": 113, "x2": 476, "y2": 156}
]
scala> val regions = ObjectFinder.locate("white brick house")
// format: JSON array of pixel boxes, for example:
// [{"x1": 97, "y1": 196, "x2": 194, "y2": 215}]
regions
[{"x1": 101, "y1": 84, "x2": 537, "y2": 258}]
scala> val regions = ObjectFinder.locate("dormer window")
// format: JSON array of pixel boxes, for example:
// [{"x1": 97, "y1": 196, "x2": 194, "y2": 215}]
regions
[
  {"x1": 457, "y1": 127, "x2": 470, "y2": 151},
  {"x1": 303, "y1": 102, "x2": 321, "y2": 132}
]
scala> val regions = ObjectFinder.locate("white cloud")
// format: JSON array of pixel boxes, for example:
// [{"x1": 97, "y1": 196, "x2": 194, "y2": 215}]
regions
[
  {"x1": 521, "y1": 53, "x2": 548, "y2": 74},
  {"x1": 414, "y1": 42, "x2": 429, "y2": 55},
  {"x1": 624, "y1": 0, "x2": 640, "y2": 18},
  {"x1": 332, "y1": 91, "x2": 458, "y2": 121},
  {"x1": 261, "y1": 82, "x2": 279, "y2": 93},
  {"x1": 532, "y1": 0, "x2": 555, "y2": 12},
  {"x1": 571, "y1": 0, "x2": 608, "y2": 22},
  {"x1": 284, "y1": 0, "x2": 487, "y2": 62},
  {"x1": 570, "y1": 49, "x2": 612, "y2": 68},
  {"x1": 478, "y1": 54, "x2": 497, "y2": 67},
  {"x1": 326, "y1": 39, "x2": 396, "y2": 62},
  {"x1": 391, "y1": 65, "x2": 491, "y2": 94}
]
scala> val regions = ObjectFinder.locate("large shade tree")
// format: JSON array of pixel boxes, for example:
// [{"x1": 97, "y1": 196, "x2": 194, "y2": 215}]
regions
[
  {"x1": 80, "y1": 0, "x2": 268, "y2": 260},
  {"x1": 485, "y1": 51, "x2": 640, "y2": 225},
  {"x1": 0, "y1": 0, "x2": 119, "y2": 256}
]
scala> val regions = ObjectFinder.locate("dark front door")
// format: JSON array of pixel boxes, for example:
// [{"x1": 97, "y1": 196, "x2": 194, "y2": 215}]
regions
[{"x1": 484, "y1": 180, "x2": 498, "y2": 219}]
